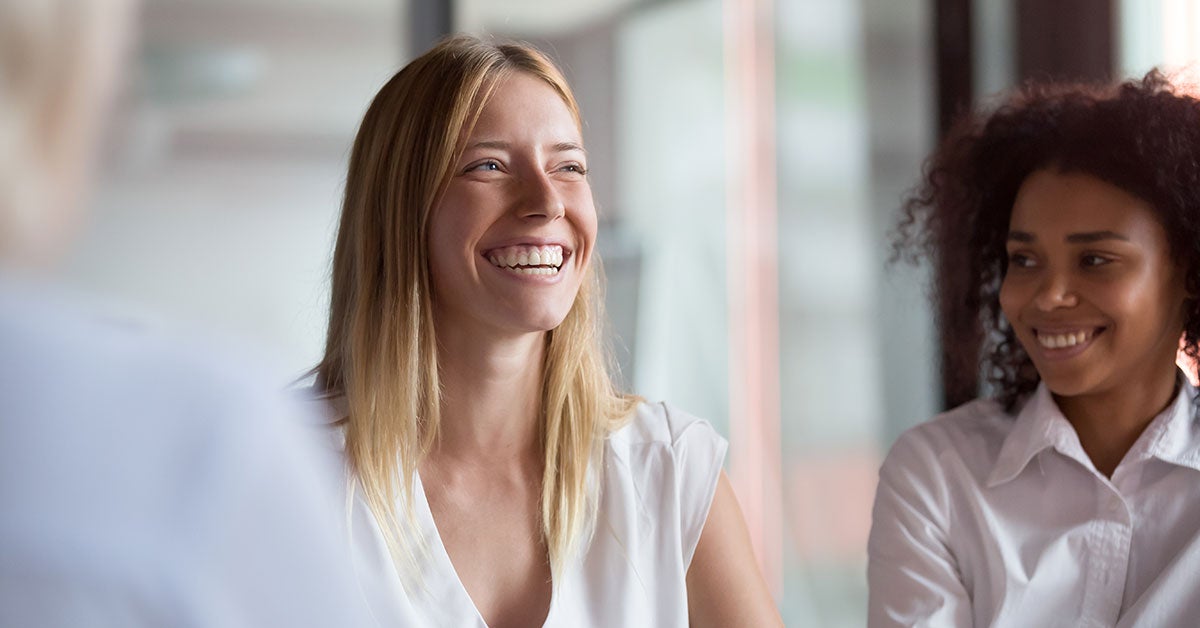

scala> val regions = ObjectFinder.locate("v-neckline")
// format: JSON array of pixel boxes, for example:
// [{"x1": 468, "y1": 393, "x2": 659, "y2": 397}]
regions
[{"x1": 411, "y1": 471, "x2": 556, "y2": 628}]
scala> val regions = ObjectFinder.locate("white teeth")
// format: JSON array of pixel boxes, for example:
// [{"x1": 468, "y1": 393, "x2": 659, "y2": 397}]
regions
[
  {"x1": 486, "y1": 244, "x2": 566, "y2": 271},
  {"x1": 1037, "y1": 330, "x2": 1091, "y2": 349},
  {"x1": 500, "y1": 266, "x2": 559, "y2": 276}
]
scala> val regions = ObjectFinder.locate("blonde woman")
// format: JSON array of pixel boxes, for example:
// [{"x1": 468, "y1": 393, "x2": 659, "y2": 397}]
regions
[{"x1": 310, "y1": 35, "x2": 780, "y2": 627}]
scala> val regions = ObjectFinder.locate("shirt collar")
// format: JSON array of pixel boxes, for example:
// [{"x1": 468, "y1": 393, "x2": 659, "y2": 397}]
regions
[
  {"x1": 1136, "y1": 378, "x2": 1200, "y2": 471},
  {"x1": 986, "y1": 383, "x2": 1080, "y2": 487},
  {"x1": 986, "y1": 376, "x2": 1200, "y2": 487}
]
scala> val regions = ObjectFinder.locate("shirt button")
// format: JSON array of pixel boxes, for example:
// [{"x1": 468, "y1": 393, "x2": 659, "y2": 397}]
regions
[{"x1": 1107, "y1": 496, "x2": 1122, "y2": 512}]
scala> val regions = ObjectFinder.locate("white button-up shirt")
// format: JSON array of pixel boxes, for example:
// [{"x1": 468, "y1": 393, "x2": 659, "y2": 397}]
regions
[{"x1": 868, "y1": 379, "x2": 1200, "y2": 627}]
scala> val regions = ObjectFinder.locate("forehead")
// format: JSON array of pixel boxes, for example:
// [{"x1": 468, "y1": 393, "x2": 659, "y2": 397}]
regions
[
  {"x1": 1010, "y1": 169, "x2": 1161, "y2": 237},
  {"x1": 467, "y1": 72, "x2": 581, "y2": 142}
]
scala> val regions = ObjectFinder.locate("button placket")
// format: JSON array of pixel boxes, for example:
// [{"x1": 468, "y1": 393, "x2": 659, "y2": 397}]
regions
[{"x1": 1078, "y1": 485, "x2": 1133, "y2": 627}]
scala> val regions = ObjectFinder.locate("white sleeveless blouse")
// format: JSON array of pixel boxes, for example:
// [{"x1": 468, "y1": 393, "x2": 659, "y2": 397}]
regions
[{"x1": 311, "y1": 398, "x2": 728, "y2": 627}]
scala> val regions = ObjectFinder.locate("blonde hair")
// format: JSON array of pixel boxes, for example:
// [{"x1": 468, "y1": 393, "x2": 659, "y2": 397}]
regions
[{"x1": 315, "y1": 34, "x2": 638, "y2": 580}]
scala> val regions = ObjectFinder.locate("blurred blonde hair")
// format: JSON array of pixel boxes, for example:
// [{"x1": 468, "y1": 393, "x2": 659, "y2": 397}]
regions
[
  {"x1": 0, "y1": 0, "x2": 130, "y2": 263},
  {"x1": 315, "y1": 34, "x2": 637, "y2": 582}
]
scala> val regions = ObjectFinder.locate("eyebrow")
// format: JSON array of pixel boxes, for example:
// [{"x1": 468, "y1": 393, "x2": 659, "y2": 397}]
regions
[
  {"x1": 1007, "y1": 230, "x2": 1130, "y2": 243},
  {"x1": 552, "y1": 141, "x2": 586, "y2": 155},
  {"x1": 1007, "y1": 231, "x2": 1035, "y2": 243},
  {"x1": 1065, "y1": 230, "x2": 1130, "y2": 243},
  {"x1": 464, "y1": 140, "x2": 587, "y2": 154},
  {"x1": 467, "y1": 140, "x2": 511, "y2": 150}
]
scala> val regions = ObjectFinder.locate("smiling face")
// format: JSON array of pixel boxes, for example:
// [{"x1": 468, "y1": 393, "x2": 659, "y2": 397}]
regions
[
  {"x1": 999, "y1": 169, "x2": 1190, "y2": 400},
  {"x1": 427, "y1": 71, "x2": 596, "y2": 339}
]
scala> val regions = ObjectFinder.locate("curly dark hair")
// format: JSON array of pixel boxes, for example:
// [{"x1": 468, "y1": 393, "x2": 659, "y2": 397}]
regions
[{"x1": 896, "y1": 70, "x2": 1200, "y2": 411}]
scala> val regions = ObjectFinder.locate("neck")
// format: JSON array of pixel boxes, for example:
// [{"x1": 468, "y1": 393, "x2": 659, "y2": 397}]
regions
[
  {"x1": 431, "y1": 322, "x2": 547, "y2": 471},
  {"x1": 1054, "y1": 366, "x2": 1180, "y2": 478}
]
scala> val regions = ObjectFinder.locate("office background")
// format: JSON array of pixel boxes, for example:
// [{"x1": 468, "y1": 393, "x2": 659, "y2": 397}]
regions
[{"x1": 69, "y1": 0, "x2": 1191, "y2": 624}]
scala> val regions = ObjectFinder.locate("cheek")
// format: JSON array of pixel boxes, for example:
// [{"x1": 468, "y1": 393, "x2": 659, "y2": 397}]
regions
[
  {"x1": 571, "y1": 197, "x2": 599, "y2": 260},
  {"x1": 429, "y1": 195, "x2": 485, "y2": 255},
  {"x1": 1140, "y1": 274, "x2": 1191, "y2": 332},
  {"x1": 1102, "y1": 270, "x2": 1171, "y2": 319},
  {"x1": 998, "y1": 277, "x2": 1022, "y2": 324},
  {"x1": 426, "y1": 243, "x2": 455, "y2": 303},
  {"x1": 427, "y1": 208, "x2": 474, "y2": 293}
]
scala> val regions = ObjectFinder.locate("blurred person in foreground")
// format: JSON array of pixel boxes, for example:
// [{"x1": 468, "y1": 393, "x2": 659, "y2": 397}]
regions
[
  {"x1": 870, "y1": 72, "x2": 1200, "y2": 627},
  {"x1": 305, "y1": 35, "x2": 781, "y2": 627},
  {"x1": 0, "y1": 2, "x2": 372, "y2": 626}
]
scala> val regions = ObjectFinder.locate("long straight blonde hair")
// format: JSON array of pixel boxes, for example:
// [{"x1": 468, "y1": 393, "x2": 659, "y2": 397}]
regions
[{"x1": 315, "y1": 34, "x2": 638, "y2": 579}]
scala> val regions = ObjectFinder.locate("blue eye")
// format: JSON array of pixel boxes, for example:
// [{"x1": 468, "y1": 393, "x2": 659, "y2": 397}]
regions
[{"x1": 467, "y1": 160, "x2": 501, "y2": 173}]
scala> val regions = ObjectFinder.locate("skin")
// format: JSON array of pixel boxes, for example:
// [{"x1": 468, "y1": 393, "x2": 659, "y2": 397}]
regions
[
  {"x1": 687, "y1": 474, "x2": 783, "y2": 627},
  {"x1": 422, "y1": 71, "x2": 779, "y2": 627},
  {"x1": 1, "y1": 0, "x2": 134, "y2": 269},
  {"x1": 1000, "y1": 169, "x2": 1191, "y2": 477}
]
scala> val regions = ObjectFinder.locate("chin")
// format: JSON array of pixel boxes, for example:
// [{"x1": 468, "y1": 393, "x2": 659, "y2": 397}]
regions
[
  {"x1": 1037, "y1": 368, "x2": 1104, "y2": 400},
  {"x1": 502, "y1": 309, "x2": 572, "y2": 334},
  {"x1": 529, "y1": 315, "x2": 571, "y2": 333}
]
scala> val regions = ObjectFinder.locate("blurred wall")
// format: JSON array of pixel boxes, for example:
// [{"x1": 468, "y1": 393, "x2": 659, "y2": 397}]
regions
[{"x1": 66, "y1": 0, "x2": 404, "y2": 381}]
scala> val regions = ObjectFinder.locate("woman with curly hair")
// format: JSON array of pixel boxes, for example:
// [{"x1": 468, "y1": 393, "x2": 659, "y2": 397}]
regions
[
  {"x1": 309, "y1": 35, "x2": 780, "y2": 627},
  {"x1": 868, "y1": 71, "x2": 1200, "y2": 627}
]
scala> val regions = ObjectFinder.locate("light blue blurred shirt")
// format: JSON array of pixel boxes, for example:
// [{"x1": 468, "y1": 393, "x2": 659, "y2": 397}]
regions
[{"x1": 0, "y1": 278, "x2": 374, "y2": 627}]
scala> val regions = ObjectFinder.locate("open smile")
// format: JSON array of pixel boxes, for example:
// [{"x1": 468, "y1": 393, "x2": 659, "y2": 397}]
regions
[
  {"x1": 1032, "y1": 326, "x2": 1106, "y2": 358},
  {"x1": 483, "y1": 244, "x2": 570, "y2": 278}
]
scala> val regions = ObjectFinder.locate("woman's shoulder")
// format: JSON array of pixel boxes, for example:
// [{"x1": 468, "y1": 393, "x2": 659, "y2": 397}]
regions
[
  {"x1": 608, "y1": 400, "x2": 727, "y2": 451},
  {"x1": 881, "y1": 397, "x2": 1014, "y2": 486},
  {"x1": 604, "y1": 401, "x2": 728, "y2": 508},
  {"x1": 599, "y1": 401, "x2": 728, "y2": 570}
]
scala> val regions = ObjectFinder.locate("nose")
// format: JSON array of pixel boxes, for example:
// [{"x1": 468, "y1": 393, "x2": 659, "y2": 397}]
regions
[
  {"x1": 1032, "y1": 269, "x2": 1079, "y2": 311},
  {"x1": 518, "y1": 170, "x2": 566, "y2": 221}
]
